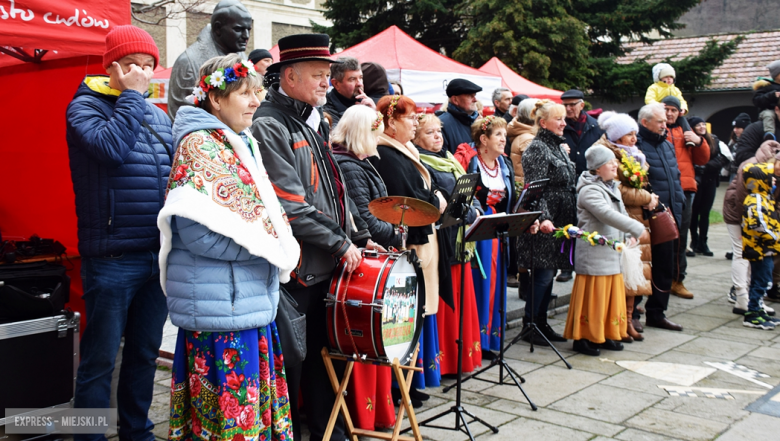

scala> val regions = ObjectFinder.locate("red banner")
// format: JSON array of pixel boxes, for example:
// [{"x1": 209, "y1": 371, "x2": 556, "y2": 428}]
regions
[{"x1": 0, "y1": 0, "x2": 130, "y2": 54}]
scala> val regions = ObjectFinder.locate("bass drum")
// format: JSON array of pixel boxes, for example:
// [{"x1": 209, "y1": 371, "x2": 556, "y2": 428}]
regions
[{"x1": 326, "y1": 250, "x2": 424, "y2": 365}]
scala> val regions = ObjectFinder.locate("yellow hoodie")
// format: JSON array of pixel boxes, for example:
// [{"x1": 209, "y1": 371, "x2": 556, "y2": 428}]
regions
[{"x1": 645, "y1": 81, "x2": 688, "y2": 113}]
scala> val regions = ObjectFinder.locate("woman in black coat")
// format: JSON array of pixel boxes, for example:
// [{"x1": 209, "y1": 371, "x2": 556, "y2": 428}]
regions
[
  {"x1": 688, "y1": 116, "x2": 730, "y2": 256},
  {"x1": 517, "y1": 100, "x2": 577, "y2": 345}
]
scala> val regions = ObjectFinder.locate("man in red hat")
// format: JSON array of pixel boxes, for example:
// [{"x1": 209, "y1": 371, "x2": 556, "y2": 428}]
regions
[
  {"x1": 65, "y1": 25, "x2": 172, "y2": 441},
  {"x1": 250, "y1": 33, "x2": 380, "y2": 441}
]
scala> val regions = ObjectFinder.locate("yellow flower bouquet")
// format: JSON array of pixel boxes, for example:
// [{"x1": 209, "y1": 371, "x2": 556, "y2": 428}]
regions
[{"x1": 620, "y1": 154, "x2": 647, "y2": 189}]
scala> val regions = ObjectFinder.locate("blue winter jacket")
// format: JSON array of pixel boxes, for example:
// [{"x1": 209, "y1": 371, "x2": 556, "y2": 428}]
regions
[
  {"x1": 636, "y1": 125, "x2": 685, "y2": 226},
  {"x1": 440, "y1": 104, "x2": 479, "y2": 154},
  {"x1": 66, "y1": 76, "x2": 173, "y2": 258},
  {"x1": 164, "y1": 107, "x2": 279, "y2": 332}
]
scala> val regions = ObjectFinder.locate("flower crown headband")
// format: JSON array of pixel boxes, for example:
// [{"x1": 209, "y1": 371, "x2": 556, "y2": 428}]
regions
[
  {"x1": 386, "y1": 95, "x2": 401, "y2": 119},
  {"x1": 481, "y1": 115, "x2": 496, "y2": 133},
  {"x1": 371, "y1": 111, "x2": 383, "y2": 131},
  {"x1": 186, "y1": 59, "x2": 258, "y2": 106}
]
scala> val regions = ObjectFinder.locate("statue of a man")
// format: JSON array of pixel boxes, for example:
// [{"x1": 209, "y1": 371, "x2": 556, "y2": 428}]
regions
[{"x1": 167, "y1": 0, "x2": 253, "y2": 119}]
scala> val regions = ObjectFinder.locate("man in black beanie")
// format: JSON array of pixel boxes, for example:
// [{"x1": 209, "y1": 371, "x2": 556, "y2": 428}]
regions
[{"x1": 248, "y1": 48, "x2": 273, "y2": 74}]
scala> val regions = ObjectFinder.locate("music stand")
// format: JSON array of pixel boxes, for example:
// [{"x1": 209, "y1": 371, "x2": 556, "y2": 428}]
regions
[
  {"x1": 505, "y1": 180, "x2": 572, "y2": 368},
  {"x1": 409, "y1": 173, "x2": 498, "y2": 440},
  {"x1": 444, "y1": 212, "x2": 542, "y2": 410}
]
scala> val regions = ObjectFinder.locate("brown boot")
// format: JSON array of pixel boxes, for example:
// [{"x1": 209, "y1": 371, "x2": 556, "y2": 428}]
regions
[
  {"x1": 626, "y1": 296, "x2": 644, "y2": 341},
  {"x1": 671, "y1": 281, "x2": 694, "y2": 299}
]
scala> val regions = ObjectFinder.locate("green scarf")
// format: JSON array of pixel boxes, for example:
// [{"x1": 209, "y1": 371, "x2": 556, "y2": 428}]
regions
[
  {"x1": 419, "y1": 150, "x2": 478, "y2": 265},
  {"x1": 419, "y1": 151, "x2": 465, "y2": 180}
]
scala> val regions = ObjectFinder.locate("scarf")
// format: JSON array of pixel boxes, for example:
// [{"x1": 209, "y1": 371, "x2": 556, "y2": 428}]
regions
[
  {"x1": 616, "y1": 143, "x2": 646, "y2": 166},
  {"x1": 418, "y1": 149, "x2": 477, "y2": 261},
  {"x1": 566, "y1": 111, "x2": 587, "y2": 138},
  {"x1": 158, "y1": 126, "x2": 301, "y2": 291}
]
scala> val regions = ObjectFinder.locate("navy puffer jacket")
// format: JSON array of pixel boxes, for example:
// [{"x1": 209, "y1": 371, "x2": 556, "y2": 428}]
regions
[
  {"x1": 66, "y1": 76, "x2": 173, "y2": 258},
  {"x1": 636, "y1": 125, "x2": 685, "y2": 226}
]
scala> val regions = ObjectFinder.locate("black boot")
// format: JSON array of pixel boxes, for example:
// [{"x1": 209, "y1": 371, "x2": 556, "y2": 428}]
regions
[
  {"x1": 518, "y1": 270, "x2": 530, "y2": 300},
  {"x1": 520, "y1": 317, "x2": 550, "y2": 346},
  {"x1": 695, "y1": 239, "x2": 714, "y2": 256},
  {"x1": 537, "y1": 315, "x2": 567, "y2": 342},
  {"x1": 573, "y1": 339, "x2": 600, "y2": 356}
]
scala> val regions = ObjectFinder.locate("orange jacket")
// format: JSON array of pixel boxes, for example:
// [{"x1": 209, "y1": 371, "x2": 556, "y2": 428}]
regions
[{"x1": 665, "y1": 125, "x2": 710, "y2": 192}]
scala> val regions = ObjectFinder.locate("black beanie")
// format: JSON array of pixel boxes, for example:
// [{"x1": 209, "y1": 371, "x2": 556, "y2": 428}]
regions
[
  {"x1": 733, "y1": 113, "x2": 751, "y2": 129},
  {"x1": 248, "y1": 49, "x2": 273, "y2": 64},
  {"x1": 687, "y1": 116, "x2": 705, "y2": 127}
]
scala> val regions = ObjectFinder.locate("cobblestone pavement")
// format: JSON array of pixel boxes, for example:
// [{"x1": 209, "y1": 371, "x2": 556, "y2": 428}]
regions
[{"x1": 147, "y1": 208, "x2": 780, "y2": 440}]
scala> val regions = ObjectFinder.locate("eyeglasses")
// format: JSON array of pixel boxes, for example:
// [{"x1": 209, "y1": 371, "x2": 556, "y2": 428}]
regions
[
  {"x1": 397, "y1": 114, "x2": 419, "y2": 121},
  {"x1": 563, "y1": 101, "x2": 583, "y2": 107}
]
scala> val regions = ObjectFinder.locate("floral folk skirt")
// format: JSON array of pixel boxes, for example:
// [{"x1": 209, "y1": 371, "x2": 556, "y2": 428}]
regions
[
  {"x1": 437, "y1": 263, "x2": 482, "y2": 375},
  {"x1": 563, "y1": 274, "x2": 628, "y2": 344},
  {"x1": 169, "y1": 322, "x2": 293, "y2": 441}
]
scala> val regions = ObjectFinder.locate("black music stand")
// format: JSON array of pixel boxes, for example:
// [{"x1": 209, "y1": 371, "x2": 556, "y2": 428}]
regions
[
  {"x1": 409, "y1": 173, "x2": 498, "y2": 440},
  {"x1": 505, "y1": 180, "x2": 572, "y2": 368},
  {"x1": 443, "y1": 211, "x2": 542, "y2": 410}
]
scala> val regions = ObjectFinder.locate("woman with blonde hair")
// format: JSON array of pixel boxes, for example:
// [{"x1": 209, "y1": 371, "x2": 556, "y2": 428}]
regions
[
  {"x1": 415, "y1": 114, "x2": 484, "y2": 373},
  {"x1": 332, "y1": 104, "x2": 399, "y2": 427},
  {"x1": 516, "y1": 100, "x2": 576, "y2": 346}
]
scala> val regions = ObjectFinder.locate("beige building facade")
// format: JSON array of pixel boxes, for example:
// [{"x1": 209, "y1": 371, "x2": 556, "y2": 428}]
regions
[{"x1": 132, "y1": 0, "x2": 330, "y2": 68}]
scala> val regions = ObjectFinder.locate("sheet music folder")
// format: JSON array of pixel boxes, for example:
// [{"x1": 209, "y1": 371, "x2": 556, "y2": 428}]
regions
[
  {"x1": 464, "y1": 211, "x2": 542, "y2": 242},
  {"x1": 513, "y1": 178, "x2": 550, "y2": 213},
  {"x1": 439, "y1": 173, "x2": 479, "y2": 229}
]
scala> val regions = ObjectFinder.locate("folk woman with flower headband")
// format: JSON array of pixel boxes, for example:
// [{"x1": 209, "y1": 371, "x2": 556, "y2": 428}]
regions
[
  {"x1": 369, "y1": 94, "x2": 448, "y2": 401},
  {"x1": 157, "y1": 54, "x2": 300, "y2": 441},
  {"x1": 456, "y1": 115, "x2": 518, "y2": 355}
]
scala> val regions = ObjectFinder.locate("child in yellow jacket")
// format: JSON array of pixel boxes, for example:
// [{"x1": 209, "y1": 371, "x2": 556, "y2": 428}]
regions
[{"x1": 645, "y1": 63, "x2": 695, "y2": 144}]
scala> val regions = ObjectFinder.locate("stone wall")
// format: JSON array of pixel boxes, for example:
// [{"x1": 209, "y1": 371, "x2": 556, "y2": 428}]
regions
[
  {"x1": 130, "y1": 2, "x2": 167, "y2": 65},
  {"x1": 675, "y1": 0, "x2": 778, "y2": 37}
]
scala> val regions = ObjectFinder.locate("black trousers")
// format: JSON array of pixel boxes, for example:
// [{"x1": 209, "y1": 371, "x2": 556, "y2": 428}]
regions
[
  {"x1": 690, "y1": 178, "x2": 718, "y2": 248},
  {"x1": 286, "y1": 281, "x2": 345, "y2": 441},
  {"x1": 646, "y1": 239, "x2": 677, "y2": 321}
]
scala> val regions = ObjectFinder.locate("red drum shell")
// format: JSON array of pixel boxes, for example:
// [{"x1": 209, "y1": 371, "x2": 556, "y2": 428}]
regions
[{"x1": 326, "y1": 251, "x2": 423, "y2": 364}]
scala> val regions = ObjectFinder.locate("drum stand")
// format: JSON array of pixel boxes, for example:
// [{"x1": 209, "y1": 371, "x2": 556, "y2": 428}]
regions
[
  {"x1": 409, "y1": 201, "x2": 498, "y2": 440},
  {"x1": 321, "y1": 346, "x2": 423, "y2": 441}
]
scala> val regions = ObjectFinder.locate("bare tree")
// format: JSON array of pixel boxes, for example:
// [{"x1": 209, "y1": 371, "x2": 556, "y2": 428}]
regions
[{"x1": 131, "y1": 0, "x2": 210, "y2": 26}]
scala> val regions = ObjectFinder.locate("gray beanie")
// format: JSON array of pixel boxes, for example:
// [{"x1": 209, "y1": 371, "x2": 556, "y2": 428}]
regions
[
  {"x1": 768, "y1": 60, "x2": 780, "y2": 80},
  {"x1": 586, "y1": 145, "x2": 615, "y2": 171}
]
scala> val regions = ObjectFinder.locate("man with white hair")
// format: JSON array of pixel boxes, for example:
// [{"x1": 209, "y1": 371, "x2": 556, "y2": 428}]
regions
[
  {"x1": 250, "y1": 34, "x2": 379, "y2": 441},
  {"x1": 635, "y1": 103, "x2": 684, "y2": 332},
  {"x1": 492, "y1": 87, "x2": 512, "y2": 119}
]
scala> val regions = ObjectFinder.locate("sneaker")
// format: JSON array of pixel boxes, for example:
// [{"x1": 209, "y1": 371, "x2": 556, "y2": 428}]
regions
[
  {"x1": 725, "y1": 252, "x2": 733, "y2": 260},
  {"x1": 686, "y1": 249, "x2": 696, "y2": 257},
  {"x1": 760, "y1": 298, "x2": 776, "y2": 316},
  {"x1": 727, "y1": 286, "x2": 736, "y2": 304},
  {"x1": 507, "y1": 273, "x2": 519, "y2": 288},
  {"x1": 767, "y1": 284, "x2": 780, "y2": 301},
  {"x1": 743, "y1": 311, "x2": 776, "y2": 330}
]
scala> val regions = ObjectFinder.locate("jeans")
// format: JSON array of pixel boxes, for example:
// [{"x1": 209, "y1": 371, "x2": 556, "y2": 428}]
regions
[
  {"x1": 748, "y1": 258, "x2": 773, "y2": 312},
  {"x1": 647, "y1": 239, "x2": 676, "y2": 320},
  {"x1": 690, "y1": 179, "x2": 717, "y2": 248},
  {"x1": 727, "y1": 223, "x2": 750, "y2": 296},
  {"x1": 676, "y1": 191, "x2": 695, "y2": 282},
  {"x1": 525, "y1": 268, "x2": 557, "y2": 320},
  {"x1": 74, "y1": 251, "x2": 168, "y2": 441}
]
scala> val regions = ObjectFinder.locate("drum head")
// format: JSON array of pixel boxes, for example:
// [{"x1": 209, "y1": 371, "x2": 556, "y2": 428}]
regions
[{"x1": 380, "y1": 255, "x2": 423, "y2": 364}]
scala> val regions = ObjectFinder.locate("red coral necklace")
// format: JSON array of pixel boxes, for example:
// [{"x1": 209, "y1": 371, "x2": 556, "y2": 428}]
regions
[{"x1": 477, "y1": 151, "x2": 499, "y2": 178}]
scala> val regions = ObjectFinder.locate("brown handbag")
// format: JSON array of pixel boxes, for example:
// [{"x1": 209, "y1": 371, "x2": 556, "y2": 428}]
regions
[{"x1": 648, "y1": 203, "x2": 679, "y2": 245}]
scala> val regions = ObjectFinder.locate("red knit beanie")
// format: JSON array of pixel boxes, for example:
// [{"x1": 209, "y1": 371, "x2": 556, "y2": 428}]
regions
[{"x1": 103, "y1": 25, "x2": 160, "y2": 69}]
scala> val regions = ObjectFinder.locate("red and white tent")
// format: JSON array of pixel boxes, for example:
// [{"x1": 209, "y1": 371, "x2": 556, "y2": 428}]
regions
[
  {"x1": 478, "y1": 57, "x2": 563, "y2": 102},
  {"x1": 332, "y1": 26, "x2": 502, "y2": 105},
  {"x1": 1, "y1": 0, "x2": 132, "y2": 329}
]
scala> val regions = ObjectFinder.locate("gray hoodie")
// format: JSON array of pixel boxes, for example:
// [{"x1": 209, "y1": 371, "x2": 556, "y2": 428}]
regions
[{"x1": 575, "y1": 172, "x2": 645, "y2": 276}]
